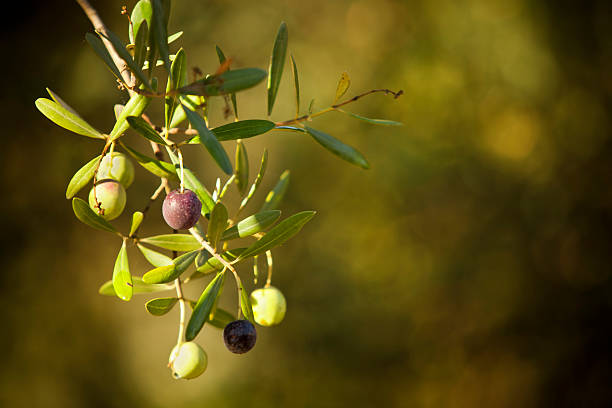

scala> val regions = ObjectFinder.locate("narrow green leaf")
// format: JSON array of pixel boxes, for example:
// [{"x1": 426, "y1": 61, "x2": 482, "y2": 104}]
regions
[
  {"x1": 35, "y1": 98, "x2": 104, "y2": 139},
  {"x1": 130, "y1": 0, "x2": 153, "y2": 44},
  {"x1": 261, "y1": 170, "x2": 290, "y2": 211},
  {"x1": 72, "y1": 198, "x2": 117, "y2": 233},
  {"x1": 239, "y1": 278, "x2": 255, "y2": 323},
  {"x1": 305, "y1": 127, "x2": 370, "y2": 169},
  {"x1": 165, "y1": 148, "x2": 215, "y2": 214},
  {"x1": 208, "y1": 308, "x2": 235, "y2": 329},
  {"x1": 179, "y1": 68, "x2": 267, "y2": 96},
  {"x1": 122, "y1": 144, "x2": 178, "y2": 180},
  {"x1": 129, "y1": 211, "x2": 144, "y2": 236},
  {"x1": 238, "y1": 211, "x2": 316, "y2": 260},
  {"x1": 334, "y1": 72, "x2": 351, "y2": 102},
  {"x1": 215, "y1": 45, "x2": 238, "y2": 117},
  {"x1": 46, "y1": 88, "x2": 80, "y2": 116},
  {"x1": 308, "y1": 99, "x2": 315, "y2": 114},
  {"x1": 267, "y1": 22, "x2": 288, "y2": 115},
  {"x1": 290, "y1": 54, "x2": 300, "y2": 115},
  {"x1": 109, "y1": 92, "x2": 151, "y2": 141},
  {"x1": 168, "y1": 94, "x2": 200, "y2": 129},
  {"x1": 126, "y1": 116, "x2": 168, "y2": 145},
  {"x1": 137, "y1": 244, "x2": 173, "y2": 267},
  {"x1": 151, "y1": 0, "x2": 171, "y2": 73},
  {"x1": 221, "y1": 210, "x2": 281, "y2": 241},
  {"x1": 142, "y1": 250, "x2": 198, "y2": 284},
  {"x1": 194, "y1": 248, "x2": 247, "y2": 275},
  {"x1": 139, "y1": 234, "x2": 201, "y2": 251},
  {"x1": 112, "y1": 241, "x2": 133, "y2": 301},
  {"x1": 188, "y1": 120, "x2": 275, "y2": 144},
  {"x1": 339, "y1": 110, "x2": 404, "y2": 126},
  {"x1": 239, "y1": 149, "x2": 268, "y2": 210},
  {"x1": 168, "y1": 31, "x2": 183, "y2": 44},
  {"x1": 181, "y1": 99, "x2": 233, "y2": 175},
  {"x1": 133, "y1": 22, "x2": 148, "y2": 68},
  {"x1": 186, "y1": 271, "x2": 226, "y2": 340},
  {"x1": 100, "y1": 28, "x2": 152, "y2": 89},
  {"x1": 65, "y1": 155, "x2": 101, "y2": 199},
  {"x1": 235, "y1": 141, "x2": 249, "y2": 195},
  {"x1": 85, "y1": 32, "x2": 123, "y2": 80},
  {"x1": 145, "y1": 297, "x2": 178, "y2": 316},
  {"x1": 99, "y1": 276, "x2": 173, "y2": 296},
  {"x1": 274, "y1": 125, "x2": 306, "y2": 133},
  {"x1": 166, "y1": 48, "x2": 187, "y2": 127},
  {"x1": 208, "y1": 202, "x2": 229, "y2": 251}
]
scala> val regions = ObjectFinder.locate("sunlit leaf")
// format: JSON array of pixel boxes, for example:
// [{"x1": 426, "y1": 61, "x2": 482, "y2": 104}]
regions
[
  {"x1": 112, "y1": 241, "x2": 133, "y2": 301},
  {"x1": 290, "y1": 54, "x2": 300, "y2": 115},
  {"x1": 129, "y1": 211, "x2": 144, "y2": 237},
  {"x1": 334, "y1": 72, "x2": 350, "y2": 103},
  {"x1": 267, "y1": 22, "x2": 288, "y2": 115},
  {"x1": 166, "y1": 48, "x2": 187, "y2": 127},
  {"x1": 46, "y1": 88, "x2": 80, "y2": 117},
  {"x1": 130, "y1": 0, "x2": 152, "y2": 44},
  {"x1": 168, "y1": 31, "x2": 183, "y2": 44},
  {"x1": 168, "y1": 94, "x2": 200, "y2": 129},
  {"x1": 235, "y1": 141, "x2": 249, "y2": 195},
  {"x1": 122, "y1": 144, "x2": 178, "y2": 180},
  {"x1": 305, "y1": 127, "x2": 370, "y2": 169},
  {"x1": 208, "y1": 308, "x2": 235, "y2": 329},
  {"x1": 137, "y1": 244, "x2": 173, "y2": 267},
  {"x1": 139, "y1": 234, "x2": 201, "y2": 251},
  {"x1": 145, "y1": 297, "x2": 178, "y2": 316},
  {"x1": 109, "y1": 91, "x2": 151, "y2": 141},
  {"x1": 194, "y1": 248, "x2": 247, "y2": 275},
  {"x1": 221, "y1": 210, "x2": 281, "y2": 241},
  {"x1": 238, "y1": 211, "x2": 316, "y2": 260},
  {"x1": 85, "y1": 32, "x2": 123, "y2": 80},
  {"x1": 65, "y1": 155, "x2": 101, "y2": 199},
  {"x1": 72, "y1": 197, "x2": 117, "y2": 233},
  {"x1": 179, "y1": 68, "x2": 266, "y2": 96},
  {"x1": 126, "y1": 116, "x2": 168, "y2": 145},
  {"x1": 181, "y1": 99, "x2": 233, "y2": 175},
  {"x1": 239, "y1": 278, "x2": 255, "y2": 323},
  {"x1": 261, "y1": 170, "x2": 290, "y2": 211},
  {"x1": 208, "y1": 202, "x2": 228, "y2": 251},
  {"x1": 99, "y1": 277, "x2": 173, "y2": 296},
  {"x1": 35, "y1": 98, "x2": 104, "y2": 139},
  {"x1": 186, "y1": 271, "x2": 225, "y2": 340},
  {"x1": 338, "y1": 110, "x2": 404, "y2": 126},
  {"x1": 216, "y1": 45, "x2": 238, "y2": 117},
  {"x1": 142, "y1": 250, "x2": 198, "y2": 284}
]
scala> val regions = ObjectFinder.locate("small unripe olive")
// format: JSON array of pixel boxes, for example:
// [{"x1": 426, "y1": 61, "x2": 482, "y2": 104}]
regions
[
  {"x1": 88, "y1": 179, "x2": 126, "y2": 220},
  {"x1": 97, "y1": 152, "x2": 135, "y2": 188},
  {"x1": 223, "y1": 320, "x2": 257, "y2": 354},
  {"x1": 162, "y1": 189, "x2": 202, "y2": 230},
  {"x1": 250, "y1": 286, "x2": 287, "y2": 326},
  {"x1": 169, "y1": 342, "x2": 208, "y2": 380}
]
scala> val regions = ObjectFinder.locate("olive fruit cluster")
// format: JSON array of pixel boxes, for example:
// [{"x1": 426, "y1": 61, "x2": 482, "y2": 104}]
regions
[{"x1": 88, "y1": 153, "x2": 134, "y2": 220}]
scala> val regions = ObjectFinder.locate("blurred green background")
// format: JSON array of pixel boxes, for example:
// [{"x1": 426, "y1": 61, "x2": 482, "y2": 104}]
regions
[{"x1": 2, "y1": 0, "x2": 611, "y2": 406}]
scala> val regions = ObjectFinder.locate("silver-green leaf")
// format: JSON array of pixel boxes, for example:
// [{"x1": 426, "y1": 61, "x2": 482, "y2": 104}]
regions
[
  {"x1": 267, "y1": 22, "x2": 288, "y2": 115},
  {"x1": 35, "y1": 98, "x2": 104, "y2": 139},
  {"x1": 65, "y1": 155, "x2": 101, "y2": 199}
]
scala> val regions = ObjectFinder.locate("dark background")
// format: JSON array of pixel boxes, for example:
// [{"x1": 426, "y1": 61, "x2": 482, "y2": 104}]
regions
[{"x1": 1, "y1": 0, "x2": 611, "y2": 406}]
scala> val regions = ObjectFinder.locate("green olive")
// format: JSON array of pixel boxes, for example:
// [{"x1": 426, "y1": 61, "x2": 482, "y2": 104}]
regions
[
  {"x1": 97, "y1": 152, "x2": 135, "y2": 188},
  {"x1": 250, "y1": 286, "x2": 287, "y2": 326},
  {"x1": 88, "y1": 179, "x2": 126, "y2": 220},
  {"x1": 169, "y1": 342, "x2": 208, "y2": 380}
]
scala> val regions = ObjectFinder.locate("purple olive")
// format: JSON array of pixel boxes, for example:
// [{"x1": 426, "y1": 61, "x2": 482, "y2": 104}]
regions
[
  {"x1": 223, "y1": 320, "x2": 257, "y2": 354},
  {"x1": 162, "y1": 189, "x2": 202, "y2": 230}
]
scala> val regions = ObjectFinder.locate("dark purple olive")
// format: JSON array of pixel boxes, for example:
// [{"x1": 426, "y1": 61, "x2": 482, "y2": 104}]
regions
[
  {"x1": 223, "y1": 320, "x2": 257, "y2": 354},
  {"x1": 162, "y1": 189, "x2": 202, "y2": 230}
]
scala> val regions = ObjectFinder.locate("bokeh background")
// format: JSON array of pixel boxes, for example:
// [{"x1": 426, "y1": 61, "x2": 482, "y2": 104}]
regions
[{"x1": 2, "y1": 0, "x2": 611, "y2": 406}]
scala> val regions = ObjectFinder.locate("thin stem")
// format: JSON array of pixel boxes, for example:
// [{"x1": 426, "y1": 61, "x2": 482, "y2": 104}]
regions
[
  {"x1": 174, "y1": 277, "x2": 187, "y2": 345},
  {"x1": 265, "y1": 250, "x2": 273, "y2": 287},
  {"x1": 76, "y1": 0, "x2": 135, "y2": 95},
  {"x1": 275, "y1": 88, "x2": 403, "y2": 127},
  {"x1": 189, "y1": 227, "x2": 244, "y2": 319},
  {"x1": 177, "y1": 149, "x2": 185, "y2": 193}
]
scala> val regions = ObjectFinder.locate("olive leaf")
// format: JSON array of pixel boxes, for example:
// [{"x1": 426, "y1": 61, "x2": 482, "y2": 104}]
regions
[
  {"x1": 71, "y1": 198, "x2": 117, "y2": 233},
  {"x1": 305, "y1": 127, "x2": 370, "y2": 169},
  {"x1": 65, "y1": 155, "x2": 101, "y2": 199},
  {"x1": 235, "y1": 141, "x2": 249, "y2": 195},
  {"x1": 145, "y1": 297, "x2": 178, "y2": 316},
  {"x1": 35, "y1": 98, "x2": 104, "y2": 139},
  {"x1": 221, "y1": 210, "x2": 281, "y2": 241},
  {"x1": 112, "y1": 241, "x2": 133, "y2": 301},
  {"x1": 139, "y1": 234, "x2": 201, "y2": 252},
  {"x1": 334, "y1": 72, "x2": 350, "y2": 102},
  {"x1": 186, "y1": 271, "x2": 226, "y2": 340},
  {"x1": 261, "y1": 170, "x2": 290, "y2": 211},
  {"x1": 267, "y1": 22, "x2": 288, "y2": 115}
]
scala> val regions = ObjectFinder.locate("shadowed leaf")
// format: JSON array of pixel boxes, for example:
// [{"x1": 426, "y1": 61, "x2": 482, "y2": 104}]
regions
[
  {"x1": 267, "y1": 22, "x2": 288, "y2": 115},
  {"x1": 305, "y1": 127, "x2": 370, "y2": 169}
]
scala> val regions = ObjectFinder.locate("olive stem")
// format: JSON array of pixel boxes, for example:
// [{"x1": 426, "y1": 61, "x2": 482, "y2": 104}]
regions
[{"x1": 265, "y1": 250, "x2": 274, "y2": 288}]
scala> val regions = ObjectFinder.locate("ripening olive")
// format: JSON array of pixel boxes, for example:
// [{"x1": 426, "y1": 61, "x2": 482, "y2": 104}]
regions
[
  {"x1": 223, "y1": 320, "x2": 257, "y2": 354},
  {"x1": 162, "y1": 189, "x2": 202, "y2": 230},
  {"x1": 250, "y1": 286, "x2": 287, "y2": 326},
  {"x1": 168, "y1": 342, "x2": 208, "y2": 380},
  {"x1": 88, "y1": 179, "x2": 126, "y2": 220},
  {"x1": 97, "y1": 152, "x2": 135, "y2": 188}
]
